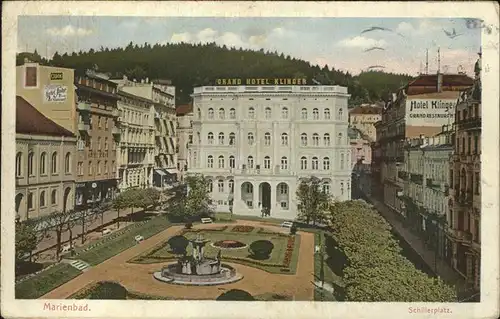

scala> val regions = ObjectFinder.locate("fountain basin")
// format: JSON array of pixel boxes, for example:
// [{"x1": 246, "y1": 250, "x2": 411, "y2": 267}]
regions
[{"x1": 153, "y1": 263, "x2": 243, "y2": 286}]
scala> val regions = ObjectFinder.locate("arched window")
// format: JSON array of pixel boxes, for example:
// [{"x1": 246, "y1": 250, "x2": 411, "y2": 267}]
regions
[
  {"x1": 229, "y1": 155, "x2": 235, "y2": 168},
  {"x1": 247, "y1": 156, "x2": 254, "y2": 168},
  {"x1": 40, "y1": 191, "x2": 46, "y2": 207},
  {"x1": 229, "y1": 179, "x2": 234, "y2": 193},
  {"x1": 301, "y1": 108, "x2": 307, "y2": 120},
  {"x1": 265, "y1": 107, "x2": 272, "y2": 119},
  {"x1": 300, "y1": 156, "x2": 307, "y2": 170},
  {"x1": 51, "y1": 189, "x2": 57, "y2": 204},
  {"x1": 218, "y1": 132, "x2": 225, "y2": 145},
  {"x1": 312, "y1": 133, "x2": 319, "y2": 146},
  {"x1": 218, "y1": 155, "x2": 225, "y2": 168},
  {"x1": 248, "y1": 107, "x2": 255, "y2": 119},
  {"x1": 322, "y1": 181, "x2": 330, "y2": 194},
  {"x1": 281, "y1": 107, "x2": 288, "y2": 119},
  {"x1": 340, "y1": 153, "x2": 345, "y2": 170},
  {"x1": 218, "y1": 108, "x2": 225, "y2": 119},
  {"x1": 229, "y1": 132, "x2": 236, "y2": 145},
  {"x1": 51, "y1": 152, "x2": 58, "y2": 174},
  {"x1": 248, "y1": 132, "x2": 254, "y2": 145},
  {"x1": 279, "y1": 183, "x2": 288, "y2": 194},
  {"x1": 323, "y1": 157, "x2": 330, "y2": 170},
  {"x1": 218, "y1": 179, "x2": 224, "y2": 192},
  {"x1": 197, "y1": 108, "x2": 201, "y2": 119},
  {"x1": 301, "y1": 133, "x2": 308, "y2": 146},
  {"x1": 324, "y1": 133, "x2": 330, "y2": 146},
  {"x1": 264, "y1": 156, "x2": 271, "y2": 169},
  {"x1": 264, "y1": 132, "x2": 271, "y2": 146},
  {"x1": 16, "y1": 152, "x2": 22, "y2": 177},
  {"x1": 312, "y1": 157, "x2": 319, "y2": 170},
  {"x1": 208, "y1": 180, "x2": 213, "y2": 192},
  {"x1": 337, "y1": 133, "x2": 343, "y2": 144},
  {"x1": 65, "y1": 152, "x2": 71, "y2": 173},
  {"x1": 208, "y1": 108, "x2": 214, "y2": 119},
  {"x1": 281, "y1": 156, "x2": 288, "y2": 170},
  {"x1": 28, "y1": 192, "x2": 33, "y2": 210},
  {"x1": 208, "y1": 132, "x2": 214, "y2": 144},
  {"x1": 281, "y1": 133, "x2": 288, "y2": 146},
  {"x1": 338, "y1": 108, "x2": 343, "y2": 120},
  {"x1": 245, "y1": 183, "x2": 253, "y2": 194},
  {"x1": 40, "y1": 152, "x2": 47, "y2": 175},
  {"x1": 313, "y1": 108, "x2": 319, "y2": 120},
  {"x1": 340, "y1": 182, "x2": 344, "y2": 195},
  {"x1": 324, "y1": 108, "x2": 331, "y2": 119},
  {"x1": 207, "y1": 155, "x2": 214, "y2": 168},
  {"x1": 229, "y1": 108, "x2": 236, "y2": 119}
]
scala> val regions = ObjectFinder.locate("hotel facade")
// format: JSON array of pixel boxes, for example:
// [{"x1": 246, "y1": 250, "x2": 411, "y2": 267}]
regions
[{"x1": 188, "y1": 83, "x2": 352, "y2": 219}]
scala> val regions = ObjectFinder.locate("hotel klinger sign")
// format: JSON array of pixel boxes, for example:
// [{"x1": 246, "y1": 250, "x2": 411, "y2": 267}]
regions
[
  {"x1": 215, "y1": 77, "x2": 308, "y2": 86},
  {"x1": 405, "y1": 98, "x2": 456, "y2": 126}
]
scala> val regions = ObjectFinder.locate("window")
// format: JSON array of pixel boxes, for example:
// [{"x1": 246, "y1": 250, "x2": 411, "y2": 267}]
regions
[
  {"x1": 97, "y1": 161, "x2": 101, "y2": 175},
  {"x1": 218, "y1": 155, "x2": 225, "y2": 168},
  {"x1": 208, "y1": 132, "x2": 214, "y2": 144},
  {"x1": 51, "y1": 152, "x2": 58, "y2": 174},
  {"x1": 89, "y1": 161, "x2": 93, "y2": 175},
  {"x1": 229, "y1": 155, "x2": 235, "y2": 168},
  {"x1": 111, "y1": 160, "x2": 115, "y2": 173},
  {"x1": 280, "y1": 201, "x2": 288, "y2": 209},
  {"x1": 105, "y1": 138, "x2": 108, "y2": 150},
  {"x1": 197, "y1": 108, "x2": 201, "y2": 119},
  {"x1": 98, "y1": 116, "x2": 102, "y2": 129},
  {"x1": 281, "y1": 156, "x2": 288, "y2": 170},
  {"x1": 300, "y1": 156, "x2": 307, "y2": 170},
  {"x1": 16, "y1": 152, "x2": 22, "y2": 177},
  {"x1": 264, "y1": 156, "x2": 271, "y2": 169},
  {"x1": 467, "y1": 135, "x2": 471, "y2": 154},
  {"x1": 475, "y1": 172, "x2": 480, "y2": 194},
  {"x1": 40, "y1": 191, "x2": 46, "y2": 207},
  {"x1": 323, "y1": 157, "x2": 330, "y2": 170},
  {"x1": 207, "y1": 155, "x2": 214, "y2": 168},
  {"x1": 77, "y1": 162, "x2": 83, "y2": 175},
  {"x1": 301, "y1": 108, "x2": 307, "y2": 119},
  {"x1": 218, "y1": 108, "x2": 225, "y2": 119},
  {"x1": 98, "y1": 137, "x2": 102, "y2": 150},
  {"x1": 247, "y1": 156, "x2": 254, "y2": 168},
  {"x1": 323, "y1": 182, "x2": 330, "y2": 194},
  {"x1": 248, "y1": 132, "x2": 254, "y2": 145},
  {"x1": 338, "y1": 108, "x2": 343, "y2": 120},
  {"x1": 218, "y1": 132, "x2": 225, "y2": 145},
  {"x1": 28, "y1": 192, "x2": 33, "y2": 210},
  {"x1": 248, "y1": 107, "x2": 255, "y2": 119},
  {"x1": 340, "y1": 154, "x2": 345, "y2": 169},
  {"x1": 324, "y1": 133, "x2": 330, "y2": 146},
  {"x1": 218, "y1": 179, "x2": 224, "y2": 192},
  {"x1": 281, "y1": 107, "x2": 288, "y2": 119},
  {"x1": 461, "y1": 137, "x2": 465, "y2": 154},
  {"x1": 229, "y1": 179, "x2": 234, "y2": 193},
  {"x1": 313, "y1": 108, "x2": 319, "y2": 120},
  {"x1": 312, "y1": 133, "x2": 319, "y2": 146},
  {"x1": 208, "y1": 108, "x2": 214, "y2": 119},
  {"x1": 229, "y1": 108, "x2": 236, "y2": 119},
  {"x1": 340, "y1": 182, "x2": 344, "y2": 195},
  {"x1": 301, "y1": 133, "x2": 308, "y2": 146},
  {"x1": 245, "y1": 183, "x2": 253, "y2": 193},
  {"x1": 51, "y1": 189, "x2": 57, "y2": 205},
  {"x1": 65, "y1": 152, "x2": 71, "y2": 173},
  {"x1": 337, "y1": 133, "x2": 343, "y2": 144},
  {"x1": 474, "y1": 135, "x2": 479, "y2": 154},
  {"x1": 281, "y1": 133, "x2": 288, "y2": 146},
  {"x1": 312, "y1": 157, "x2": 319, "y2": 170},
  {"x1": 40, "y1": 152, "x2": 47, "y2": 175},
  {"x1": 104, "y1": 161, "x2": 108, "y2": 174},
  {"x1": 25, "y1": 67, "x2": 37, "y2": 87},
  {"x1": 208, "y1": 180, "x2": 213, "y2": 193},
  {"x1": 279, "y1": 183, "x2": 288, "y2": 194},
  {"x1": 264, "y1": 132, "x2": 271, "y2": 146},
  {"x1": 324, "y1": 108, "x2": 331, "y2": 119},
  {"x1": 265, "y1": 107, "x2": 272, "y2": 119}
]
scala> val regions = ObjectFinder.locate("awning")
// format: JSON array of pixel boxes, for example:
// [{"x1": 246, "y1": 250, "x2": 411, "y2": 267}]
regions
[
  {"x1": 165, "y1": 169, "x2": 178, "y2": 175},
  {"x1": 154, "y1": 169, "x2": 166, "y2": 176}
]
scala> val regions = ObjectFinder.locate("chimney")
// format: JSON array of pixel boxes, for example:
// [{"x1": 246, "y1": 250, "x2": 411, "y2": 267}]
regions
[{"x1": 437, "y1": 73, "x2": 443, "y2": 93}]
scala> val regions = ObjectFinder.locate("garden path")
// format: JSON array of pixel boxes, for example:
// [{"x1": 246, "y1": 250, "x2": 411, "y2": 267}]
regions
[{"x1": 41, "y1": 220, "x2": 315, "y2": 300}]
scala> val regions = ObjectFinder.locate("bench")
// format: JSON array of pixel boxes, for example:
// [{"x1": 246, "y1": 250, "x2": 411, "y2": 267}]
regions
[
  {"x1": 201, "y1": 218, "x2": 213, "y2": 224},
  {"x1": 61, "y1": 244, "x2": 72, "y2": 253},
  {"x1": 134, "y1": 235, "x2": 144, "y2": 243},
  {"x1": 102, "y1": 228, "x2": 112, "y2": 236},
  {"x1": 280, "y1": 221, "x2": 294, "y2": 228}
]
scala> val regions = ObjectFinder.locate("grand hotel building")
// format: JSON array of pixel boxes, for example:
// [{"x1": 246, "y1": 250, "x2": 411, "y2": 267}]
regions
[{"x1": 188, "y1": 83, "x2": 352, "y2": 219}]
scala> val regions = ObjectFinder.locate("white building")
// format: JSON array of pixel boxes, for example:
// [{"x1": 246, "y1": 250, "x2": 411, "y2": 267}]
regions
[
  {"x1": 112, "y1": 76, "x2": 178, "y2": 188},
  {"x1": 176, "y1": 104, "x2": 194, "y2": 182},
  {"x1": 114, "y1": 90, "x2": 156, "y2": 190},
  {"x1": 188, "y1": 84, "x2": 352, "y2": 219}
]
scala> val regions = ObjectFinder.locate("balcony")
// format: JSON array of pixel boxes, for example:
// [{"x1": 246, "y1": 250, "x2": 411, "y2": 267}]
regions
[
  {"x1": 112, "y1": 127, "x2": 121, "y2": 136},
  {"x1": 457, "y1": 117, "x2": 481, "y2": 131},
  {"x1": 78, "y1": 122, "x2": 90, "y2": 132},
  {"x1": 77, "y1": 101, "x2": 91, "y2": 112},
  {"x1": 447, "y1": 228, "x2": 473, "y2": 243}
]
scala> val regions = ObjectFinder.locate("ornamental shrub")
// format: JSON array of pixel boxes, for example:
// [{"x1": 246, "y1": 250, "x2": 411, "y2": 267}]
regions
[
  {"x1": 248, "y1": 240, "x2": 274, "y2": 260},
  {"x1": 167, "y1": 235, "x2": 190, "y2": 255},
  {"x1": 216, "y1": 289, "x2": 255, "y2": 301},
  {"x1": 88, "y1": 281, "x2": 127, "y2": 300}
]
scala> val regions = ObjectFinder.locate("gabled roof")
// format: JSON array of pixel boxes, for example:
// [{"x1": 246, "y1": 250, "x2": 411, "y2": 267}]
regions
[
  {"x1": 16, "y1": 96, "x2": 75, "y2": 137},
  {"x1": 176, "y1": 103, "x2": 193, "y2": 116}
]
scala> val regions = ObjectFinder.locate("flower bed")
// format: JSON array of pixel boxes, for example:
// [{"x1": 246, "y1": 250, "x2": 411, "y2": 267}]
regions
[
  {"x1": 231, "y1": 225, "x2": 255, "y2": 233},
  {"x1": 212, "y1": 240, "x2": 246, "y2": 249},
  {"x1": 257, "y1": 228, "x2": 289, "y2": 237},
  {"x1": 283, "y1": 236, "x2": 295, "y2": 268},
  {"x1": 179, "y1": 226, "x2": 228, "y2": 235}
]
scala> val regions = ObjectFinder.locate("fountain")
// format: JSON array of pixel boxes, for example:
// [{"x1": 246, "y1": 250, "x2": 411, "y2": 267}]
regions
[{"x1": 153, "y1": 233, "x2": 243, "y2": 286}]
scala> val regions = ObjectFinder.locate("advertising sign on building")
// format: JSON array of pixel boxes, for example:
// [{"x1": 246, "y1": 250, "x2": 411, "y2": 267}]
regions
[
  {"x1": 50, "y1": 72, "x2": 63, "y2": 80},
  {"x1": 405, "y1": 98, "x2": 456, "y2": 126},
  {"x1": 44, "y1": 85, "x2": 67, "y2": 102}
]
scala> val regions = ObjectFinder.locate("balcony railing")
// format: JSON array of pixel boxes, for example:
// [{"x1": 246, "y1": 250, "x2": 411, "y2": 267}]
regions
[
  {"x1": 457, "y1": 117, "x2": 481, "y2": 131},
  {"x1": 77, "y1": 101, "x2": 91, "y2": 112}
]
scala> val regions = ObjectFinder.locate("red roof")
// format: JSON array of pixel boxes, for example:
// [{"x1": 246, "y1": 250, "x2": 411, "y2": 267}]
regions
[
  {"x1": 176, "y1": 103, "x2": 193, "y2": 116},
  {"x1": 16, "y1": 96, "x2": 75, "y2": 137},
  {"x1": 406, "y1": 73, "x2": 473, "y2": 95},
  {"x1": 349, "y1": 105, "x2": 382, "y2": 115}
]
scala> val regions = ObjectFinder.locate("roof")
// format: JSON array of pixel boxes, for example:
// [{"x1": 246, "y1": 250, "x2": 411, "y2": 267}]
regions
[
  {"x1": 76, "y1": 83, "x2": 119, "y2": 100},
  {"x1": 349, "y1": 105, "x2": 382, "y2": 115},
  {"x1": 405, "y1": 73, "x2": 473, "y2": 95},
  {"x1": 16, "y1": 96, "x2": 75, "y2": 137},
  {"x1": 118, "y1": 90, "x2": 153, "y2": 104},
  {"x1": 176, "y1": 103, "x2": 193, "y2": 116}
]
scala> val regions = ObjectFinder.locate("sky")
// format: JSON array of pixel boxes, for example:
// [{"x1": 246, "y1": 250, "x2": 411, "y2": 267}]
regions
[{"x1": 18, "y1": 16, "x2": 481, "y2": 76}]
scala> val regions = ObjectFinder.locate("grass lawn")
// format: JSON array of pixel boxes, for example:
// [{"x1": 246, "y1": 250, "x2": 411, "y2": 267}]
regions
[
  {"x1": 69, "y1": 216, "x2": 172, "y2": 266},
  {"x1": 129, "y1": 226, "x2": 300, "y2": 274},
  {"x1": 16, "y1": 263, "x2": 82, "y2": 299}
]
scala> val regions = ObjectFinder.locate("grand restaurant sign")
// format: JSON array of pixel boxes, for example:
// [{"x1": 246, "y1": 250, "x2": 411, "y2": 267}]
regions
[
  {"x1": 405, "y1": 98, "x2": 456, "y2": 126},
  {"x1": 215, "y1": 78, "x2": 307, "y2": 85}
]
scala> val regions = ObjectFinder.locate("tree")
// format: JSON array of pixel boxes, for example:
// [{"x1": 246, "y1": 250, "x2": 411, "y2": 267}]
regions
[
  {"x1": 296, "y1": 176, "x2": 331, "y2": 225},
  {"x1": 112, "y1": 194, "x2": 127, "y2": 229},
  {"x1": 167, "y1": 174, "x2": 213, "y2": 222},
  {"x1": 216, "y1": 289, "x2": 254, "y2": 301},
  {"x1": 15, "y1": 221, "x2": 38, "y2": 261},
  {"x1": 44, "y1": 210, "x2": 79, "y2": 260},
  {"x1": 248, "y1": 240, "x2": 274, "y2": 260},
  {"x1": 138, "y1": 188, "x2": 161, "y2": 212}
]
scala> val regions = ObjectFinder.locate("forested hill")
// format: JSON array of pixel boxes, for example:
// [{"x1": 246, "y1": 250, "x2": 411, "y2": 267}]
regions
[{"x1": 17, "y1": 42, "x2": 414, "y2": 105}]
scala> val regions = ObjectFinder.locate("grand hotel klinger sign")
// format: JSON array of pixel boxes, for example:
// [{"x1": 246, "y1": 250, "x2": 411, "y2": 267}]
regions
[
  {"x1": 405, "y1": 99, "x2": 455, "y2": 126},
  {"x1": 215, "y1": 78, "x2": 308, "y2": 86}
]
